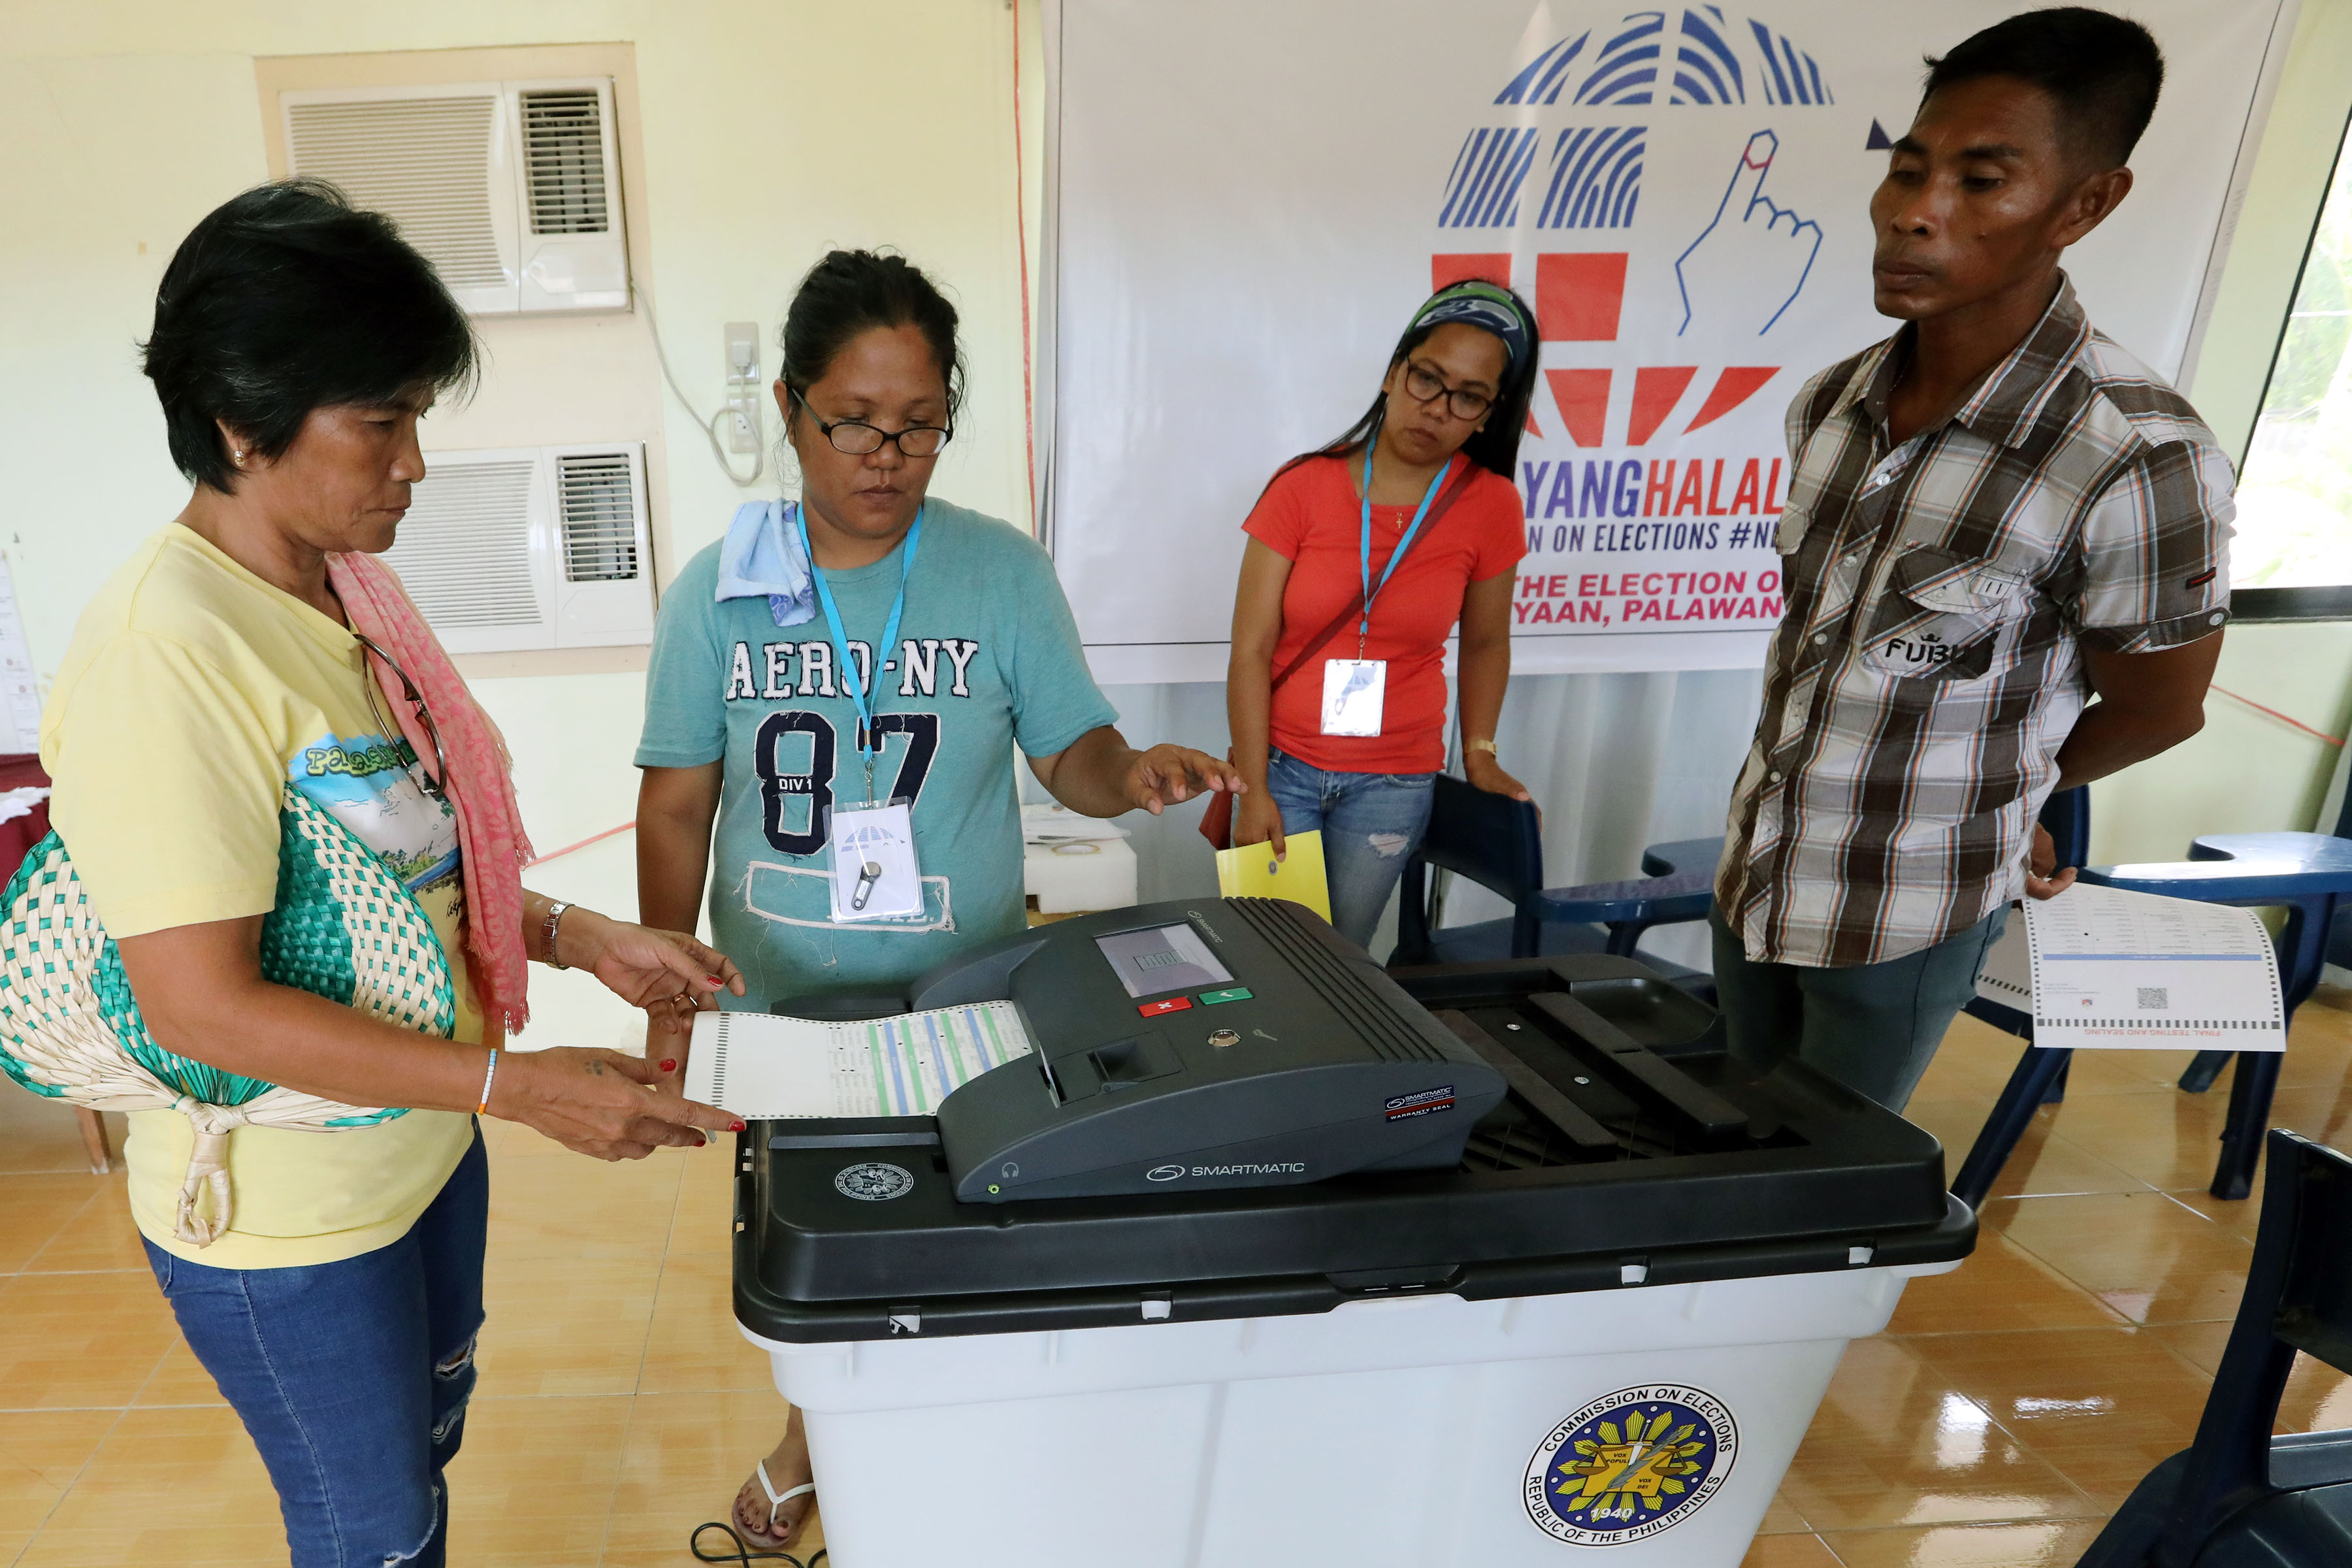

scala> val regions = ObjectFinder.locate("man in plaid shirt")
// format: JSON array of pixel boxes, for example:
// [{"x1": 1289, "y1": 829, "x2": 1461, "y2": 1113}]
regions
[{"x1": 1712, "y1": 7, "x2": 2232, "y2": 1110}]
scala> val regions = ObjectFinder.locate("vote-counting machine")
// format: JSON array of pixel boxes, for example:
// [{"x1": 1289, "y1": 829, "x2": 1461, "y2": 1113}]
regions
[{"x1": 734, "y1": 898, "x2": 1972, "y2": 1343}]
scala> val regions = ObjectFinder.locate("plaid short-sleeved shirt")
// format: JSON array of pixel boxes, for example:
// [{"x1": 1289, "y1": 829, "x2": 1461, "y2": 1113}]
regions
[{"x1": 1717, "y1": 277, "x2": 2235, "y2": 968}]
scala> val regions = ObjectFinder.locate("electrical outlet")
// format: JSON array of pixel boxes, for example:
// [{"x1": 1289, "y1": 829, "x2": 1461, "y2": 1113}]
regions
[{"x1": 725, "y1": 321, "x2": 762, "y2": 454}]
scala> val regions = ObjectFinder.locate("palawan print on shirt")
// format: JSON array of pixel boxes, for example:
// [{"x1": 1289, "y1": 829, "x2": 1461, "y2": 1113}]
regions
[{"x1": 289, "y1": 729, "x2": 462, "y2": 902}]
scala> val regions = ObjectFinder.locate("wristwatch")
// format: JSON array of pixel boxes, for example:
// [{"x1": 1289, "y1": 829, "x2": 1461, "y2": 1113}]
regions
[{"x1": 542, "y1": 900, "x2": 574, "y2": 970}]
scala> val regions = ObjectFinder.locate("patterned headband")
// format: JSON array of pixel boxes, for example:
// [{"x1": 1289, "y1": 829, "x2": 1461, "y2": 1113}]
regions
[{"x1": 1409, "y1": 281, "x2": 1535, "y2": 379}]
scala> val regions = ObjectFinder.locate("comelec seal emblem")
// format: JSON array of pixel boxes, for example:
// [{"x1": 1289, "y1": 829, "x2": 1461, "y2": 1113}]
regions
[
  {"x1": 833, "y1": 1162, "x2": 915, "y2": 1201},
  {"x1": 1523, "y1": 1384, "x2": 1737, "y2": 1546}
]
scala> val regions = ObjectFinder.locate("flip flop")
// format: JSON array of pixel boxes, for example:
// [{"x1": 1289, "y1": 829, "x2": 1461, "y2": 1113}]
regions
[{"x1": 745, "y1": 1460, "x2": 815, "y2": 1547}]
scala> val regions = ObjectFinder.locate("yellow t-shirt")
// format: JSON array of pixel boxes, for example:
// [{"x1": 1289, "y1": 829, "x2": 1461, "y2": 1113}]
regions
[{"x1": 40, "y1": 525, "x2": 480, "y2": 1269}]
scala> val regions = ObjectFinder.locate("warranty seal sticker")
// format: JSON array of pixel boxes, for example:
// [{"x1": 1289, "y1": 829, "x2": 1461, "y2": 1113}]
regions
[{"x1": 1524, "y1": 1384, "x2": 1738, "y2": 1546}]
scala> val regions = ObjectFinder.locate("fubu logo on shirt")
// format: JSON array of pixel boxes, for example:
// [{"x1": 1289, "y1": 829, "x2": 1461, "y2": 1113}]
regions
[{"x1": 721, "y1": 636, "x2": 983, "y2": 858}]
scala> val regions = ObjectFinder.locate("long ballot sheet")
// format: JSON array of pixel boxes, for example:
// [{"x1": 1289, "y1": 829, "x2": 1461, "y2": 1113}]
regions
[
  {"x1": 1973, "y1": 883, "x2": 2285, "y2": 1051},
  {"x1": 684, "y1": 1002, "x2": 1036, "y2": 1118}
]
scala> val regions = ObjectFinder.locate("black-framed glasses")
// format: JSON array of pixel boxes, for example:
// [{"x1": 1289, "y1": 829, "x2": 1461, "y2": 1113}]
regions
[
  {"x1": 789, "y1": 387, "x2": 953, "y2": 457},
  {"x1": 1400, "y1": 359, "x2": 1495, "y2": 423},
  {"x1": 354, "y1": 633, "x2": 448, "y2": 804}
]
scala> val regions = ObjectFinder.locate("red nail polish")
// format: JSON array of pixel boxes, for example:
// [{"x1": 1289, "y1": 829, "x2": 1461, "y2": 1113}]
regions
[
  {"x1": 659, "y1": 1059, "x2": 678, "y2": 1073},
  {"x1": 730, "y1": 1120, "x2": 747, "y2": 1132},
  {"x1": 705, "y1": 975, "x2": 723, "y2": 987}
]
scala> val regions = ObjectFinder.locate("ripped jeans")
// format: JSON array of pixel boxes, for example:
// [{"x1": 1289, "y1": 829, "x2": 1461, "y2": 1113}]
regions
[
  {"x1": 1264, "y1": 749, "x2": 1436, "y2": 954},
  {"x1": 142, "y1": 1126, "x2": 488, "y2": 1568}
]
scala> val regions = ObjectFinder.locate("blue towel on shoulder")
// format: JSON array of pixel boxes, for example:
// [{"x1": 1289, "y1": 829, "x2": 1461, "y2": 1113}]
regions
[{"x1": 715, "y1": 500, "x2": 817, "y2": 627}]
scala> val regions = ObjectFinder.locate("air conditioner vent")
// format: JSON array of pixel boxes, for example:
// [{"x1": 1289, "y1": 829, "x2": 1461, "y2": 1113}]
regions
[
  {"x1": 557, "y1": 451, "x2": 640, "y2": 582},
  {"x1": 384, "y1": 459, "x2": 540, "y2": 627},
  {"x1": 521, "y1": 89, "x2": 611, "y2": 235},
  {"x1": 384, "y1": 444, "x2": 651, "y2": 653},
  {"x1": 287, "y1": 96, "x2": 506, "y2": 288}
]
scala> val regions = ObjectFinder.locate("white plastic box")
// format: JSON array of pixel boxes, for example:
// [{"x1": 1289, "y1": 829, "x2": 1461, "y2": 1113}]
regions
[{"x1": 746, "y1": 1256, "x2": 1953, "y2": 1567}]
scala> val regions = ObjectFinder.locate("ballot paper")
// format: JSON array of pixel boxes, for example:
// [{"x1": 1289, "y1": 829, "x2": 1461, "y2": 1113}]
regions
[
  {"x1": 684, "y1": 1001, "x2": 1036, "y2": 1118},
  {"x1": 1215, "y1": 828, "x2": 1334, "y2": 922},
  {"x1": 1972, "y1": 918, "x2": 2033, "y2": 1011},
  {"x1": 1976, "y1": 883, "x2": 2286, "y2": 1051}
]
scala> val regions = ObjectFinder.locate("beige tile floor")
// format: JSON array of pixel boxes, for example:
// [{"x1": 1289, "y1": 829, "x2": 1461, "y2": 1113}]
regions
[{"x1": 5, "y1": 998, "x2": 2352, "y2": 1567}]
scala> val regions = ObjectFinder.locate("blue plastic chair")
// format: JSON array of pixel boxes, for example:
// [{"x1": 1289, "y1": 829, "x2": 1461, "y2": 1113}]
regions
[
  {"x1": 2175, "y1": 781, "x2": 2352, "y2": 1094},
  {"x1": 1944, "y1": 789, "x2": 2092, "y2": 1207},
  {"x1": 2074, "y1": 1128, "x2": 2352, "y2": 1567},
  {"x1": 1953, "y1": 825, "x2": 2352, "y2": 1204},
  {"x1": 1389, "y1": 775, "x2": 1714, "y2": 981}
]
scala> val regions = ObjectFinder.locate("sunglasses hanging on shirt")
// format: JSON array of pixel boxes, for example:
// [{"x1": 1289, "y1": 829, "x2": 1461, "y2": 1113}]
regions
[{"x1": 353, "y1": 633, "x2": 449, "y2": 806}]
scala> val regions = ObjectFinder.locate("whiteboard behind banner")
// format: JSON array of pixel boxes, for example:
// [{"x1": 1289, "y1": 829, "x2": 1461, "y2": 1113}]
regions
[{"x1": 1042, "y1": 0, "x2": 2296, "y2": 683}]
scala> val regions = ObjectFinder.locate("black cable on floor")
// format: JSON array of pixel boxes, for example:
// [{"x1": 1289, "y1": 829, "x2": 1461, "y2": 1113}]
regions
[{"x1": 689, "y1": 1519, "x2": 827, "y2": 1567}]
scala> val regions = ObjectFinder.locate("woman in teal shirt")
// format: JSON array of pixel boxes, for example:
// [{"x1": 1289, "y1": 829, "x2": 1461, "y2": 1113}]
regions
[{"x1": 636, "y1": 248, "x2": 1239, "y2": 1550}]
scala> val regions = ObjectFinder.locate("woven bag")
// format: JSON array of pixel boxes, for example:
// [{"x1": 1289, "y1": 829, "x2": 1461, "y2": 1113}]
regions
[{"x1": 0, "y1": 786, "x2": 457, "y2": 1245}]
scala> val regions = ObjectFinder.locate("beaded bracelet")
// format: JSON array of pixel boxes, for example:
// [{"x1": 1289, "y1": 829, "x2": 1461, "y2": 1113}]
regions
[{"x1": 476, "y1": 1047, "x2": 500, "y2": 1116}]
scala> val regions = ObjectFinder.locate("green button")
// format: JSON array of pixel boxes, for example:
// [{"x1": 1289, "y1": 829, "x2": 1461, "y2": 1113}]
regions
[{"x1": 1198, "y1": 987, "x2": 1253, "y2": 1005}]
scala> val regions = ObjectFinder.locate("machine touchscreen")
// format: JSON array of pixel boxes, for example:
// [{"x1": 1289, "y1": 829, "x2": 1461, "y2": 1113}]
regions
[{"x1": 1092, "y1": 923, "x2": 1233, "y2": 999}]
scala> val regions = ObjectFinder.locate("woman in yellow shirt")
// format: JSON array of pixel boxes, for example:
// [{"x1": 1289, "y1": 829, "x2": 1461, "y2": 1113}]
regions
[{"x1": 39, "y1": 180, "x2": 742, "y2": 1568}]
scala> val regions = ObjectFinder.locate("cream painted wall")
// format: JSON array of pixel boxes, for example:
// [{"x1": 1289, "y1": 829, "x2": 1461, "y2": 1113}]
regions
[
  {"x1": 2092, "y1": 0, "x2": 2352, "y2": 863},
  {"x1": 0, "y1": 0, "x2": 1037, "y2": 861}
]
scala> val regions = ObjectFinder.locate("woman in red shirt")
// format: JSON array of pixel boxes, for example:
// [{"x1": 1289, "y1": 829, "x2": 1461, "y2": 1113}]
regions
[{"x1": 1226, "y1": 281, "x2": 1539, "y2": 950}]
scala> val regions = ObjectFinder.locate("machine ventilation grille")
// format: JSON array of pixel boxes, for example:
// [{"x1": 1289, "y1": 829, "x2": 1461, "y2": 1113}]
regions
[{"x1": 1225, "y1": 898, "x2": 1446, "y2": 1063}]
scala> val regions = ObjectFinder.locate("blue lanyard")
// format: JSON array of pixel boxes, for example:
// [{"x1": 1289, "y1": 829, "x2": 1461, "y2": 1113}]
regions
[
  {"x1": 794, "y1": 502, "x2": 924, "y2": 787},
  {"x1": 1358, "y1": 448, "x2": 1451, "y2": 651}
]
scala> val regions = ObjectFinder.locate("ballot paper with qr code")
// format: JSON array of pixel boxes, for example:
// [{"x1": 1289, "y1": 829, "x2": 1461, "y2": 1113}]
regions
[
  {"x1": 1973, "y1": 882, "x2": 2285, "y2": 1051},
  {"x1": 683, "y1": 1001, "x2": 1035, "y2": 1117}
]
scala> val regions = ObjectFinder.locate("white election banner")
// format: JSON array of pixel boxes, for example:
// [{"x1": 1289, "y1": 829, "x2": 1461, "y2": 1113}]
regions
[{"x1": 1042, "y1": 0, "x2": 2295, "y2": 683}]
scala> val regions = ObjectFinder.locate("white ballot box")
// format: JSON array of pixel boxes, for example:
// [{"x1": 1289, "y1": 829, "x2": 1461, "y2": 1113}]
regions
[{"x1": 728, "y1": 951, "x2": 1973, "y2": 1567}]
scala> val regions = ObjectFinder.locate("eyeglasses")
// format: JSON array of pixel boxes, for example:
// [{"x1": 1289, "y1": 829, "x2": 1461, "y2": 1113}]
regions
[
  {"x1": 789, "y1": 387, "x2": 953, "y2": 458},
  {"x1": 1400, "y1": 359, "x2": 1495, "y2": 423},
  {"x1": 354, "y1": 633, "x2": 448, "y2": 805}
]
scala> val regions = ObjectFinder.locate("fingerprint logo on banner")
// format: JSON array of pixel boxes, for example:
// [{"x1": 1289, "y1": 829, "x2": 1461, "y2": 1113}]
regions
[
  {"x1": 1433, "y1": 7, "x2": 1849, "y2": 635},
  {"x1": 1441, "y1": 8, "x2": 1833, "y2": 232}
]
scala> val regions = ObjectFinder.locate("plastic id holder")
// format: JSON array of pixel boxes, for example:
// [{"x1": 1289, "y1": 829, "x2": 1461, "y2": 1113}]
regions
[
  {"x1": 1320, "y1": 659, "x2": 1386, "y2": 737},
  {"x1": 826, "y1": 799, "x2": 926, "y2": 923}
]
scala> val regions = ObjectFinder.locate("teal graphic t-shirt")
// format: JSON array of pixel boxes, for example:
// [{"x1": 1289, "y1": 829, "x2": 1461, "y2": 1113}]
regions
[{"x1": 636, "y1": 499, "x2": 1119, "y2": 1004}]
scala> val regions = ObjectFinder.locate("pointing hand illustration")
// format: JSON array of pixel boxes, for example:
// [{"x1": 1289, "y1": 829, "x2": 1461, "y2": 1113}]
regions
[{"x1": 1674, "y1": 129, "x2": 1823, "y2": 338}]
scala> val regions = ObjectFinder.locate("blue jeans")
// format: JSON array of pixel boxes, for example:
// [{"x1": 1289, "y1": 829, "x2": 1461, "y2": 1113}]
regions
[
  {"x1": 1708, "y1": 903, "x2": 2008, "y2": 1112},
  {"x1": 142, "y1": 1128, "x2": 489, "y2": 1568},
  {"x1": 1264, "y1": 749, "x2": 1436, "y2": 952}
]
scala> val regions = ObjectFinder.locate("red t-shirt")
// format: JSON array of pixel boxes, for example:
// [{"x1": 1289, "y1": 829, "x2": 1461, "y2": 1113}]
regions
[{"x1": 1244, "y1": 454, "x2": 1526, "y2": 774}]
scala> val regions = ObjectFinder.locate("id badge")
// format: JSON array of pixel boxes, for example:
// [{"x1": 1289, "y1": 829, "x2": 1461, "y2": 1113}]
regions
[
  {"x1": 1320, "y1": 659, "x2": 1387, "y2": 737},
  {"x1": 826, "y1": 798, "x2": 924, "y2": 922}
]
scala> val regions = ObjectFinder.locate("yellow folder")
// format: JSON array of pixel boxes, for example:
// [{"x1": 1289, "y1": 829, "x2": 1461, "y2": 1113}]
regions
[{"x1": 1215, "y1": 829, "x2": 1333, "y2": 923}]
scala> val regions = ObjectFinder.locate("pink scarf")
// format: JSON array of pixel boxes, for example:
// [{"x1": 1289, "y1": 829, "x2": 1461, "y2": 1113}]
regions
[{"x1": 327, "y1": 551, "x2": 536, "y2": 1032}]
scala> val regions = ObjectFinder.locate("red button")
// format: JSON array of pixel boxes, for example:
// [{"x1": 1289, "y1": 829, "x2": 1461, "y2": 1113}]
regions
[{"x1": 1137, "y1": 997, "x2": 1193, "y2": 1017}]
